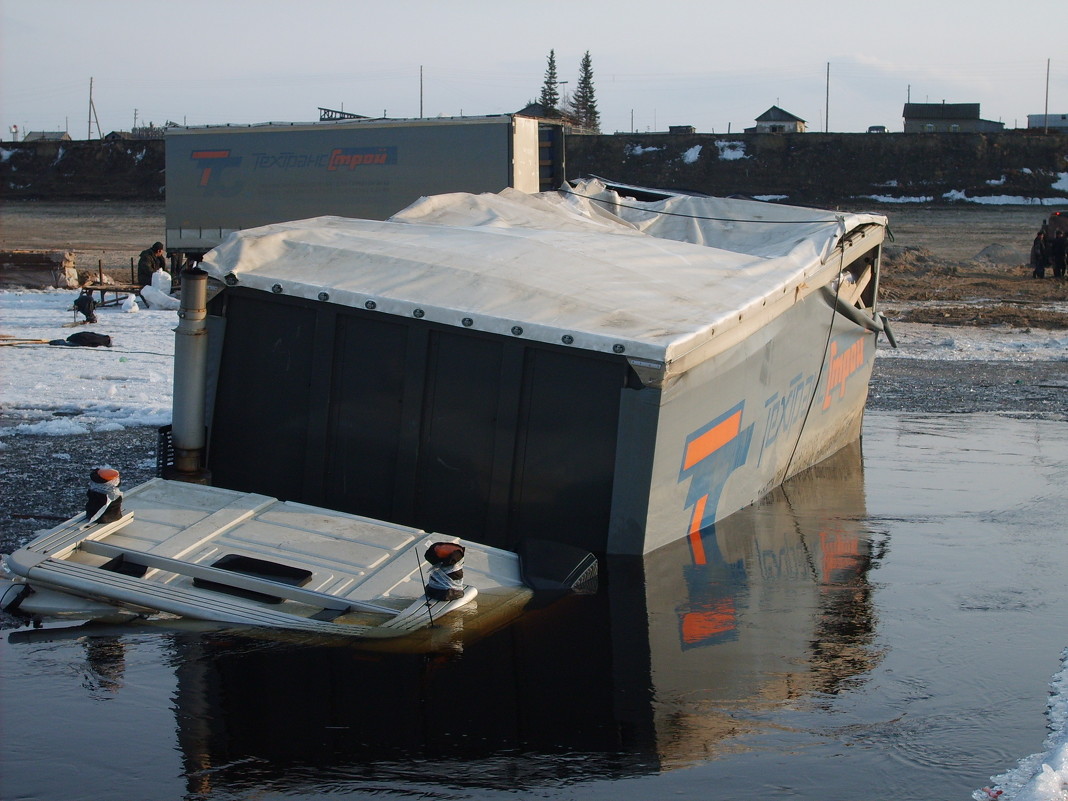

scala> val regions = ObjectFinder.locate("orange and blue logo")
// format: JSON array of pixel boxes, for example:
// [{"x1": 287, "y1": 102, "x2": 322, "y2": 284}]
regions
[
  {"x1": 678, "y1": 403, "x2": 753, "y2": 565},
  {"x1": 191, "y1": 149, "x2": 242, "y2": 190}
]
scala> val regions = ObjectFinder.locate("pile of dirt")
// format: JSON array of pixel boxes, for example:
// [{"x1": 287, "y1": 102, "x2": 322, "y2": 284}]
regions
[{"x1": 879, "y1": 244, "x2": 1068, "y2": 329}]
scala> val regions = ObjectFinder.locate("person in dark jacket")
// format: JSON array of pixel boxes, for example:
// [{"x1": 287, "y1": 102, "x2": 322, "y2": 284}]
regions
[
  {"x1": 137, "y1": 241, "x2": 167, "y2": 287},
  {"x1": 1051, "y1": 230, "x2": 1068, "y2": 279},
  {"x1": 1030, "y1": 231, "x2": 1050, "y2": 279},
  {"x1": 72, "y1": 287, "x2": 97, "y2": 323}
]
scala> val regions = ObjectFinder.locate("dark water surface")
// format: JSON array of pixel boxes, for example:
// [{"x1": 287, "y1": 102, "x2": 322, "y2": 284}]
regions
[{"x1": 2, "y1": 411, "x2": 1067, "y2": 801}]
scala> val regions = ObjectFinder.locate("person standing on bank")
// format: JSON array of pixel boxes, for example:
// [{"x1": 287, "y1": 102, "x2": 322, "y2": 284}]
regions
[
  {"x1": 1030, "y1": 231, "x2": 1050, "y2": 279},
  {"x1": 137, "y1": 241, "x2": 168, "y2": 287},
  {"x1": 1050, "y1": 230, "x2": 1068, "y2": 280}
]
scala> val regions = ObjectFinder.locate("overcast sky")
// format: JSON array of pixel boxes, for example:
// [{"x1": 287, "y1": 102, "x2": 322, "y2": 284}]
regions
[{"x1": 2, "y1": 0, "x2": 1065, "y2": 138}]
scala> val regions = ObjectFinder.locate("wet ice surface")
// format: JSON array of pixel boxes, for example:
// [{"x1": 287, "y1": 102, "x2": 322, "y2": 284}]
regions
[
  {"x1": 3, "y1": 290, "x2": 1068, "y2": 800},
  {"x1": 1, "y1": 414, "x2": 1066, "y2": 801}
]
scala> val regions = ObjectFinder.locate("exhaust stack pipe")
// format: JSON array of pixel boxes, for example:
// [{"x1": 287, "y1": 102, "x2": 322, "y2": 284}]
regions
[{"x1": 168, "y1": 267, "x2": 210, "y2": 482}]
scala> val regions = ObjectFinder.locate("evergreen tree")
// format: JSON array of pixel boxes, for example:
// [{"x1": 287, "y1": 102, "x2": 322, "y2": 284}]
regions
[
  {"x1": 539, "y1": 49, "x2": 560, "y2": 113},
  {"x1": 572, "y1": 51, "x2": 600, "y2": 132}
]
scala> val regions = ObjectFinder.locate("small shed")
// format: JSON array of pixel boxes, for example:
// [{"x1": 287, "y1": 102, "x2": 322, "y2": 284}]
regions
[
  {"x1": 902, "y1": 103, "x2": 1004, "y2": 133},
  {"x1": 746, "y1": 106, "x2": 806, "y2": 134},
  {"x1": 23, "y1": 131, "x2": 72, "y2": 142},
  {"x1": 1027, "y1": 113, "x2": 1068, "y2": 132}
]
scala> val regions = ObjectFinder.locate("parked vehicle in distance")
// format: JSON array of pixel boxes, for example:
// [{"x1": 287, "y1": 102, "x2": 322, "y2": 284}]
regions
[{"x1": 867, "y1": 125, "x2": 888, "y2": 133}]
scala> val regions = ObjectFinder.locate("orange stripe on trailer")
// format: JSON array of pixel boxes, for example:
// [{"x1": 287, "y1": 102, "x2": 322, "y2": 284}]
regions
[
  {"x1": 683, "y1": 411, "x2": 741, "y2": 470},
  {"x1": 688, "y1": 495, "x2": 708, "y2": 565},
  {"x1": 192, "y1": 150, "x2": 231, "y2": 159}
]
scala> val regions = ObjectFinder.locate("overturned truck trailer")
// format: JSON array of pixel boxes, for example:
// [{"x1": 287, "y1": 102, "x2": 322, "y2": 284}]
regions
[{"x1": 175, "y1": 180, "x2": 889, "y2": 556}]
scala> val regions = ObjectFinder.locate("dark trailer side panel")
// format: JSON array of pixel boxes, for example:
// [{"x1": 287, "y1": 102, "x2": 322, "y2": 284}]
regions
[{"x1": 207, "y1": 291, "x2": 632, "y2": 554}]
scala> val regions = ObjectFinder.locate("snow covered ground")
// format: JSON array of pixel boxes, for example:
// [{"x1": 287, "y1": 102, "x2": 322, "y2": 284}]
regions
[
  {"x1": 0, "y1": 287, "x2": 1066, "y2": 800},
  {"x1": 973, "y1": 649, "x2": 1068, "y2": 801},
  {"x1": 0, "y1": 289, "x2": 174, "y2": 435},
  {"x1": 2, "y1": 290, "x2": 1065, "y2": 437}
]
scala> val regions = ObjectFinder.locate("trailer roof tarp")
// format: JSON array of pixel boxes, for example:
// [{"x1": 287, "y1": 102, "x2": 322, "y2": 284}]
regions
[{"x1": 200, "y1": 179, "x2": 886, "y2": 368}]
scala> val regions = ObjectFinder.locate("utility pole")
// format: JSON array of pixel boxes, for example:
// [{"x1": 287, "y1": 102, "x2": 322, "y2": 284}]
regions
[
  {"x1": 420, "y1": 65, "x2": 423, "y2": 118},
  {"x1": 86, "y1": 77, "x2": 102, "y2": 140},
  {"x1": 825, "y1": 62, "x2": 830, "y2": 132},
  {"x1": 1044, "y1": 58, "x2": 1050, "y2": 133}
]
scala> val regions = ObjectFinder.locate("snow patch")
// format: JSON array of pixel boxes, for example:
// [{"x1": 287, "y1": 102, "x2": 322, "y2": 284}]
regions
[
  {"x1": 943, "y1": 190, "x2": 1068, "y2": 205},
  {"x1": 0, "y1": 289, "x2": 176, "y2": 433},
  {"x1": 861, "y1": 194, "x2": 936, "y2": 204},
  {"x1": 975, "y1": 647, "x2": 1068, "y2": 801},
  {"x1": 625, "y1": 143, "x2": 664, "y2": 156},
  {"x1": 714, "y1": 140, "x2": 748, "y2": 160},
  {"x1": 680, "y1": 145, "x2": 702, "y2": 164}
]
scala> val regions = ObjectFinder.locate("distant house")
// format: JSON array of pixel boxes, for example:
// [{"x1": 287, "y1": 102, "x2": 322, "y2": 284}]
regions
[
  {"x1": 902, "y1": 103, "x2": 1004, "y2": 133},
  {"x1": 1027, "y1": 113, "x2": 1068, "y2": 132},
  {"x1": 746, "y1": 106, "x2": 806, "y2": 134},
  {"x1": 516, "y1": 102, "x2": 553, "y2": 118},
  {"x1": 23, "y1": 131, "x2": 71, "y2": 142}
]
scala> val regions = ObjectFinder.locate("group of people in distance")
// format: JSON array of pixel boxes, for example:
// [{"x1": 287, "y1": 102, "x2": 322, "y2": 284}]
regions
[
  {"x1": 1031, "y1": 226, "x2": 1068, "y2": 279},
  {"x1": 73, "y1": 241, "x2": 171, "y2": 324}
]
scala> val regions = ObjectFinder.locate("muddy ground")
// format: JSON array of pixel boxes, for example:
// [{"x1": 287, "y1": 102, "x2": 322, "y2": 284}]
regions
[{"x1": 2, "y1": 200, "x2": 1065, "y2": 322}]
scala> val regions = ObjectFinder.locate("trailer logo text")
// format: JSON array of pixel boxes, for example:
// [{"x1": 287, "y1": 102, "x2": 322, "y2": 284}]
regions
[
  {"x1": 327, "y1": 147, "x2": 397, "y2": 170},
  {"x1": 822, "y1": 337, "x2": 866, "y2": 409}
]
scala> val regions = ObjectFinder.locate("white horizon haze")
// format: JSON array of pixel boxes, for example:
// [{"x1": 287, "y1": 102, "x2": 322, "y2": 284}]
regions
[{"x1": 1, "y1": 0, "x2": 1066, "y2": 138}]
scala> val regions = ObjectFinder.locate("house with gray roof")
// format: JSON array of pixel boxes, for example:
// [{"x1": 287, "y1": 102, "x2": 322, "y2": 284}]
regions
[
  {"x1": 23, "y1": 131, "x2": 72, "y2": 142},
  {"x1": 745, "y1": 106, "x2": 806, "y2": 134}
]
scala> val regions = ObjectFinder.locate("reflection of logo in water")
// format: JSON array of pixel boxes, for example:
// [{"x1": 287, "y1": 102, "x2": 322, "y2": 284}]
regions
[
  {"x1": 822, "y1": 337, "x2": 866, "y2": 410},
  {"x1": 191, "y1": 149, "x2": 243, "y2": 195},
  {"x1": 678, "y1": 402, "x2": 753, "y2": 565},
  {"x1": 679, "y1": 594, "x2": 739, "y2": 648}
]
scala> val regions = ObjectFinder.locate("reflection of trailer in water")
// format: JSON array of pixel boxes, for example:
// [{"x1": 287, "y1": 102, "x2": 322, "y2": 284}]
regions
[{"x1": 3, "y1": 441, "x2": 881, "y2": 792}]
